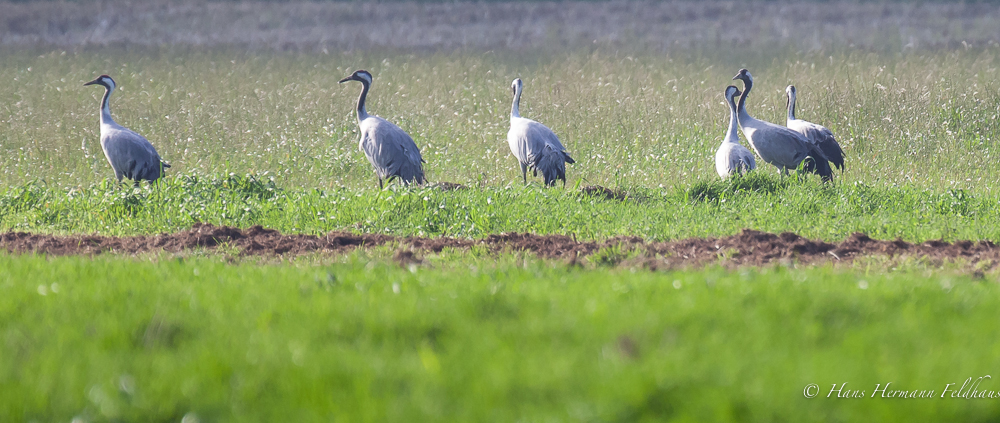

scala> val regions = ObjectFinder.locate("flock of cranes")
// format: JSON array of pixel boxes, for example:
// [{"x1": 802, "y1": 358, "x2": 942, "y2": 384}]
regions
[
  {"x1": 725, "y1": 69, "x2": 843, "y2": 182},
  {"x1": 83, "y1": 68, "x2": 845, "y2": 188}
]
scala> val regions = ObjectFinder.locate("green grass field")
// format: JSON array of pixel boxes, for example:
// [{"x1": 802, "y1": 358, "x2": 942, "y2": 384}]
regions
[
  {"x1": 4, "y1": 253, "x2": 1000, "y2": 422},
  {"x1": 4, "y1": 2, "x2": 1000, "y2": 420},
  {"x1": 2, "y1": 172, "x2": 999, "y2": 242},
  {"x1": 2, "y1": 47, "x2": 1000, "y2": 243}
]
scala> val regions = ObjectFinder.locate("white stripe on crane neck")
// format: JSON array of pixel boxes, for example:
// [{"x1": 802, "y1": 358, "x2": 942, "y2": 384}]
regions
[
  {"x1": 510, "y1": 80, "x2": 522, "y2": 119},
  {"x1": 725, "y1": 91, "x2": 740, "y2": 144},
  {"x1": 786, "y1": 87, "x2": 797, "y2": 121},
  {"x1": 356, "y1": 72, "x2": 372, "y2": 85},
  {"x1": 100, "y1": 84, "x2": 115, "y2": 126}
]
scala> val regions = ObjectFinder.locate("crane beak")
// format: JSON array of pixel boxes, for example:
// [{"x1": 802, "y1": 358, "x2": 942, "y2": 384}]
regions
[
  {"x1": 83, "y1": 78, "x2": 101, "y2": 86},
  {"x1": 338, "y1": 76, "x2": 354, "y2": 84},
  {"x1": 732, "y1": 74, "x2": 740, "y2": 81}
]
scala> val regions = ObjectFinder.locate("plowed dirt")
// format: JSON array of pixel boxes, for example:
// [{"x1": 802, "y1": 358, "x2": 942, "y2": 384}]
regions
[{"x1": 2, "y1": 224, "x2": 998, "y2": 270}]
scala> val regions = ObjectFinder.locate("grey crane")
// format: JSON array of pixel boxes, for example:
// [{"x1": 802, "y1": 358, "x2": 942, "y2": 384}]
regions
[
  {"x1": 84, "y1": 75, "x2": 169, "y2": 184},
  {"x1": 716, "y1": 85, "x2": 757, "y2": 179},
  {"x1": 732, "y1": 69, "x2": 832, "y2": 182},
  {"x1": 506, "y1": 78, "x2": 575, "y2": 186},
  {"x1": 785, "y1": 85, "x2": 845, "y2": 171},
  {"x1": 339, "y1": 70, "x2": 425, "y2": 188}
]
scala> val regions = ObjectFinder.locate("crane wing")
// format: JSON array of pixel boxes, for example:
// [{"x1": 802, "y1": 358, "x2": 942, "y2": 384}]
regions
[
  {"x1": 729, "y1": 145, "x2": 757, "y2": 175},
  {"x1": 788, "y1": 119, "x2": 845, "y2": 170},
  {"x1": 101, "y1": 127, "x2": 165, "y2": 181},
  {"x1": 359, "y1": 117, "x2": 425, "y2": 184}
]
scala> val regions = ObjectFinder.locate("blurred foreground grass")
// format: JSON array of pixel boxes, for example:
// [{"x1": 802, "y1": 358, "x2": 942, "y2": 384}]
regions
[{"x1": 2, "y1": 253, "x2": 999, "y2": 422}]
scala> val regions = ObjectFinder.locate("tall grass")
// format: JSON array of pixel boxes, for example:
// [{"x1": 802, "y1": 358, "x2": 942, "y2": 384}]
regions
[{"x1": 2, "y1": 47, "x2": 1000, "y2": 194}]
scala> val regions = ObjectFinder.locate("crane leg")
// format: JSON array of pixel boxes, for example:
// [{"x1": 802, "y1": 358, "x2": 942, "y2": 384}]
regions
[
  {"x1": 378, "y1": 178, "x2": 384, "y2": 190},
  {"x1": 520, "y1": 163, "x2": 528, "y2": 185}
]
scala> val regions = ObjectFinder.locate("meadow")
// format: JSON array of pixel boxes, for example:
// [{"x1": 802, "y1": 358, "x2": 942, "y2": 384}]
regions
[
  {"x1": 2, "y1": 46, "x2": 1000, "y2": 243},
  {"x1": 2, "y1": 172, "x2": 1000, "y2": 243},
  {"x1": 3, "y1": 47, "x2": 1000, "y2": 192},
  {"x1": 3, "y1": 0, "x2": 1000, "y2": 421}
]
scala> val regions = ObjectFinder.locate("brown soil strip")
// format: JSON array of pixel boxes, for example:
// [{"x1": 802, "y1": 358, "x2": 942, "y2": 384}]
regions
[{"x1": 2, "y1": 224, "x2": 998, "y2": 270}]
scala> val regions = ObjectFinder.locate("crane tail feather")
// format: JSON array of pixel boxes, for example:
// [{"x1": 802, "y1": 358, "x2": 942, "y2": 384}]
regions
[
  {"x1": 818, "y1": 142, "x2": 844, "y2": 171},
  {"x1": 538, "y1": 150, "x2": 572, "y2": 187},
  {"x1": 804, "y1": 145, "x2": 834, "y2": 182}
]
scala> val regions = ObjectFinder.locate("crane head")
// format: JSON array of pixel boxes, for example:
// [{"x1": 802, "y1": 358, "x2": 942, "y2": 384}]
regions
[
  {"x1": 732, "y1": 68, "x2": 752, "y2": 83},
  {"x1": 785, "y1": 85, "x2": 797, "y2": 109},
  {"x1": 724, "y1": 85, "x2": 741, "y2": 101},
  {"x1": 511, "y1": 78, "x2": 522, "y2": 96},
  {"x1": 339, "y1": 70, "x2": 373, "y2": 85},
  {"x1": 84, "y1": 74, "x2": 115, "y2": 90}
]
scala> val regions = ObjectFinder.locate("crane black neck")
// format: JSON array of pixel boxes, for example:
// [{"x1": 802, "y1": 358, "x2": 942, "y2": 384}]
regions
[
  {"x1": 99, "y1": 84, "x2": 113, "y2": 124},
  {"x1": 355, "y1": 79, "x2": 370, "y2": 119},
  {"x1": 736, "y1": 77, "x2": 752, "y2": 118},
  {"x1": 725, "y1": 93, "x2": 740, "y2": 142}
]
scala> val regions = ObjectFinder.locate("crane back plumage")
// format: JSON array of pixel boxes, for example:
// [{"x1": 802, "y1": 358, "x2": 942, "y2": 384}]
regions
[
  {"x1": 507, "y1": 78, "x2": 575, "y2": 186},
  {"x1": 785, "y1": 85, "x2": 846, "y2": 171},
  {"x1": 733, "y1": 69, "x2": 832, "y2": 182},
  {"x1": 715, "y1": 85, "x2": 757, "y2": 179},
  {"x1": 340, "y1": 70, "x2": 425, "y2": 188},
  {"x1": 85, "y1": 75, "x2": 169, "y2": 183}
]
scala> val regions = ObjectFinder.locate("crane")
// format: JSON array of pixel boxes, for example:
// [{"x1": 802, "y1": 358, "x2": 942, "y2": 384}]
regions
[
  {"x1": 506, "y1": 78, "x2": 575, "y2": 186},
  {"x1": 732, "y1": 69, "x2": 832, "y2": 182},
  {"x1": 84, "y1": 74, "x2": 169, "y2": 184},
  {"x1": 716, "y1": 85, "x2": 757, "y2": 179},
  {"x1": 339, "y1": 69, "x2": 425, "y2": 188},
  {"x1": 785, "y1": 85, "x2": 845, "y2": 171}
]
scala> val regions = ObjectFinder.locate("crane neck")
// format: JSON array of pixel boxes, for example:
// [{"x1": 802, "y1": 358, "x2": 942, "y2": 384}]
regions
[
  {"x1": 99, "y1": 85, "x2": 114, "y2": 126},
  {"x1": 510, "y1": 84, "x2": 522, "y2": 119},
  {"x1": 736, "y1": 78, "x2": 753, "y2": 125},
  {"x1": 725, "y1": 95, "x2": 740, "y2": 143},
  {"x1": 355, "y1": 79, "x2": 370, "y2": 121},
  {"x1": 786, "y1": 90, "x2": 797, "y2": 121}
]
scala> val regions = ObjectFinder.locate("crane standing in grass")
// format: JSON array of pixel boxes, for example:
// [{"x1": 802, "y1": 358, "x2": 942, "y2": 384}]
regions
[
  {"x1": 785, "y1": 85, "x2": 846, "y2": 171},
  {"x1": 716, "y1": 85, "x2": 757, "y2": 179},
  {"x1": 732, "y1": 69, "x2": 833, "y2": 182},
  {"x1": 84, "y1": 74, "x2": 170, "y2": 184},
  {"x1": 339, "y1": 69, "x2": 425, "y2": 188},
  {"x1": 506, "y1": 78, "x2": 575, "y2": 186}
]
